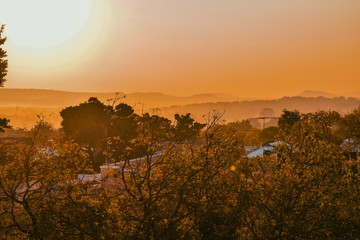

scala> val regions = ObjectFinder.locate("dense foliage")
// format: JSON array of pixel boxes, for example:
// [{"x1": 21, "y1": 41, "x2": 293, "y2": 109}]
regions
[
  {"x1": 0, "y1": 104, "x2": 359, "y2": 239},
  {"x1": 60, "y1": 98, "x2": 205, "y2": 170}
]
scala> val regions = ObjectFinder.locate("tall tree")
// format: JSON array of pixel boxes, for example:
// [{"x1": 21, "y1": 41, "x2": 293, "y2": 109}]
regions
[
  {"x1": 0, "y1": 25, "x2": 7, "y2": 86},
  {"x1": 60, "y1": 97, "x2": 113, "y2": 169},
  {"x1": 107, "y1": 103, "x2": 140, "y2": 160},
  {"x1": 0, "y1": 25, "x2": 10, "y2": 132}
]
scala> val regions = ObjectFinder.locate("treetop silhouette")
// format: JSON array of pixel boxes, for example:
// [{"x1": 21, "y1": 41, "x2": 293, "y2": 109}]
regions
[{"x1": 0, "y1": 25, "x2": 8, "y2": 87}]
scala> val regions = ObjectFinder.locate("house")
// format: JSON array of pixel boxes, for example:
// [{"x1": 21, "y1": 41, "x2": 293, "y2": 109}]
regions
[
  {"x1": 78, "y1": 152, "x2": 163, "y2": 190},
  {"x1": 246, "y1": 146, "x2": 275, "y2": 158},
  {"x1": 245, "y1": 141, "x2": 284, "y2": 158}
]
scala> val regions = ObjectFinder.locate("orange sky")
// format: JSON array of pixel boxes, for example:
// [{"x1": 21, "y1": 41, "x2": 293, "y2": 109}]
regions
[{"x1": 2, "y1": 0, "x2": 360, "y2": 98}]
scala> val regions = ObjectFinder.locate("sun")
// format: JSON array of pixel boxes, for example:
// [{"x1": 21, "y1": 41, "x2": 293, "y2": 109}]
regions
[{"x1": 0, "y1": 0, "x2": 94, "y2": 49}]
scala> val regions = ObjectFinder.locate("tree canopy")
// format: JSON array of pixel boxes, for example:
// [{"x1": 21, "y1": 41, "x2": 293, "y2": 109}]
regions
[
  {"x1": 278, "y1": 109, "x2": 301, "y2": 132},
  {"x1": 0, "y1": 25, "x2": 7, "y2": 86},
  {"x1": 1, "y1": 108, "x2": 359, "y2": 239},
  {"x1": 60, "y1": 98, "x2": 205, "y2": 169}
]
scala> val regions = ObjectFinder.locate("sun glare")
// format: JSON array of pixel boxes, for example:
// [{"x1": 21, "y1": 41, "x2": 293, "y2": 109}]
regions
[{"x1": 0, "y1": 0, "x2": 93, "y2": 48}]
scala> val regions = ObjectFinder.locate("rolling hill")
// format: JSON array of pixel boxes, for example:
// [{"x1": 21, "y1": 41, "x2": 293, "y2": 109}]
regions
[{"x1": 0, "y1": 88, "x2": 243, "y2": 108}]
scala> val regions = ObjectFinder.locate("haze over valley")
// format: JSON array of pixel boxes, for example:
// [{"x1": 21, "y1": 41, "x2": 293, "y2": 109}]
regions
[{"x1": 1, "y1": 88, "x2": 359, "y2": 129}]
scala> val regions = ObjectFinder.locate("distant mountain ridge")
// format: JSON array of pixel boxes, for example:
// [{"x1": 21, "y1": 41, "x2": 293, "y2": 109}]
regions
[
  {"x1": 160, "y1": 96, "x2": 360, "y2": 123},
  {"x1": 0, "y1": 89, "x2": 359, "y2": 129},
  {"x1": 344, "y1": 90, "x2": 360, "y2": 98},
  {"x1": 298, "y1": 90, "x2": 360, "y2": 98},
  {"x1": 0, "y1": 88, "x2": 244, "y2": 108},
  {"x1": 298, "y1": 90, "x2": 339, "y2": 98},
  {"x1": 1, "y1": 89, "x2": 358, "y2": 109}
]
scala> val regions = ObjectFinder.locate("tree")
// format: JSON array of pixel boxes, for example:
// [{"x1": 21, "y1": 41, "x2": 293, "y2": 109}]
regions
[
  {"x1": 260, "y1": 107, "x2": 275, "y2": 117},
  {"x1": 2, "y1": 109, "x2": 360, "y2": 239},
  {"x1": 261, "y1": 126, "x2": 279, "y2": 144},
  {"x1": 339, "y1": 106, "x2": 360, "y2": 143},
  {"x1": 244, "y1": 128, "x2": 262, "y2": 146},
  {"x1": 278, "y1": 109, "x2": 301, "y2": 132},
  {"x1": 107, "y1": 103, "x2": 140, "y2": 161},
  {"x1": 110, "y1": 103, "x2": 138, "y2": 140},
  {"x1": 302, "y1": 110, "x2": 341, "y2": 144},
  {"x1": 226, "y1": 119, "x2": 252, "y2": 132},
  {"x1": 60, "y1": 97, "x2": 113, "y2": 169},
  {"x1": 102, "y1": 112, "x2": 246, "y2": 240},
  {"x1": 0, "y1": 118, "x2": 10, "y2": 133},
  {"x1": 0, "y1": 25, "x2": 10, "y2": 132},
  {"x1": 130, "y1": 113, "x2": 173, "y2": 158},
  {"x1": 173, "y1": 113, "x2": 205, "y2": 142},
  {"x1": 0, "y1": 128, "x2": 108, "y2": 239},
  {"x1": 0, "y1": 25, "x2": 7, "y2": 86},
  {"x1": 241, "y1": 119, "x2": 360, "y2": 239}
]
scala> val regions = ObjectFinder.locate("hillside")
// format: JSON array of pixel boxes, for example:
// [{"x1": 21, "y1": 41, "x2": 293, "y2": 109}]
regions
[
  {"x1": 298, "y1": 90, "x2": 339, "y2": 98},
  {"x1": 298, "y1": 90, "x2": 360, "y2": 99},
  {"x1": 0, "y1": 91, "x2": 359, "y2": 129},
  {"x1": 0, "y1": 89, "x2": 243, "y2": 108},
  {"x1": 160, "y1": 96, "x2": 360, "y2": 123}
]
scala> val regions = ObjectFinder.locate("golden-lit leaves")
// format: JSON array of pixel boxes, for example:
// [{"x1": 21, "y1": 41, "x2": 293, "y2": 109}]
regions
[{"x1": 1, "y1": 109, "x2": 360, "y2": 239}]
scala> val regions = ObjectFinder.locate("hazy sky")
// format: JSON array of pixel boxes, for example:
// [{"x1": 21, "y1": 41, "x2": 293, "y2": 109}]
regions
[{"x1": 1, "y1": 0, "x2": 360, "y2": 98}]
